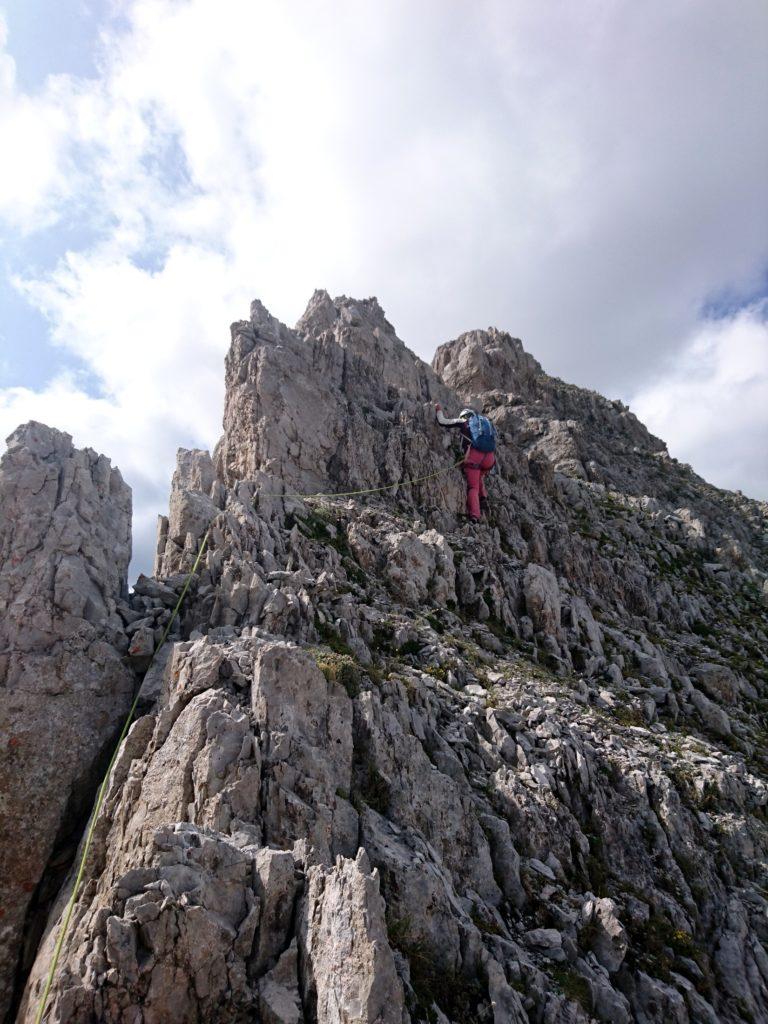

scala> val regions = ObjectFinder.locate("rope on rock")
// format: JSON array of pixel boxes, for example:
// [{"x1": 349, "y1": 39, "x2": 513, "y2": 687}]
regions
[
  {"x1": 33, "y1": 452, "x2": 470, "y2": 1020},
  {"x1": 255, "y1": 456, "x2": 467, "y2": 502},
  {"x1": 33, "y1": 530, "x2": 211, "y2": 1024}
]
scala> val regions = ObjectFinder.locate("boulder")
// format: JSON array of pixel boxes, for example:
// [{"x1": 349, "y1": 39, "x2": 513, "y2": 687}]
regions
[
  {"x1": 523, "y1": 563, "x2": 561, "y2": 637},
  {"x1": 583, "y1": 897, "x2": 628, "y2": 973},
  {"x1": 692, "y1": 662, "x2": 741, "y2": 705},
  {"x1": 690, "y1": 688, "x2": 732, "y2": 737}
]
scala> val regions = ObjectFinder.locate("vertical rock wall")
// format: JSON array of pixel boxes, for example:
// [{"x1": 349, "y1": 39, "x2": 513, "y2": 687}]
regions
[
  {"x1": 213, "y1": 291, "x2": 457, "y2": 492},
  {"x1": 0, "y1": 423, "x2": 134, "y2": 1020}
]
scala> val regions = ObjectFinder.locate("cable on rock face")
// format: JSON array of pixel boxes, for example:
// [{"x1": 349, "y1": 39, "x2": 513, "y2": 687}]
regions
[
  {"x1": 33, "y1": 530, "x2": 211, "y2": 1024},
  {"x1": 253, "y1": 456, "x2": 467, "y2": 503}
]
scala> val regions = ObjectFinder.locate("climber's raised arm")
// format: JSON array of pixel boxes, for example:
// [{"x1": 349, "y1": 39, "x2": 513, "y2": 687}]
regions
[{"x1": 434, "y1": 402, "x2": 466, "y2": 428}]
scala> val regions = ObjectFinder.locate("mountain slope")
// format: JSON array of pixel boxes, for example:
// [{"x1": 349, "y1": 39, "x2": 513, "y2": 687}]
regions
[{"x1": 7, "y1": 293, "x2": 768, "y2": 1024}]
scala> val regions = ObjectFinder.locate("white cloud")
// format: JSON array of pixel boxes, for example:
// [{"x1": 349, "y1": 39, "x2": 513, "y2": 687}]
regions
[
  {"x1": 0, "y1": 244, "x2": 251, "y2": 574},
  {"x1": 0, "y1": 0, "x2": 767, "y2": 576},
  {"x1": 632, "y1": 303, "x2": 768, "y2": 500},
  {"x1": 0, "y1": 14, "x2": 80, "y2": 230}
]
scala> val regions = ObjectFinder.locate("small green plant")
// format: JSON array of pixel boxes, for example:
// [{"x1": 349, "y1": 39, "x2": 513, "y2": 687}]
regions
[
  {"x1": 613, "y1": 704, "x2": 646, "y2": 728},
  {"x1": 386, "y1": 912, "x2": 413, "y2": 950},
  {"x1": 371, "y1": 625, "x2": 394, "y2": 653},
  {"x1": 315, "y1": 620, "x2": 355, "y2": 656},
  {"x1": 342, "y1": 557, "x2": 367, "y2": 586},
  {"x1": 424, "y1": 665, "x2": 448, "y2": 683},
  {"x1": 354, "y1": 757, "x2": 390, "y2": 814},
  {"x1": 669, "y1": 928, "x2": 695, "y2": 957},
  {"x1": 293, "y1": 506, "x2": 354, "y2": 559},
  {"x1": 585, "y1": 831, "x2": 608, "y2": 896},
  {"x1": 386, "y1": 914, "x2": 485, "y2": 1024},
  {"x1": 735, "y1": 998, "x2": 757, "y2": 1024},
  {"x1": 310, "y1": 647, "x2": 362, "y2": 698},
  {"x1": 398, "y1": 638, "x2": 423, "y2": 657},
  {"x1": 485, "y1": 614, "x2": 518, "y2": 646},
  {"x1": 549, "y1": 967, "x2": 592, "y2": 1013},
  {"x1": 470, "y1": 905, "x2": 504, "y2": 937},
  {"x1": 365, "y1": 664, "x2": 385, "y2": 686},
  {"x1": 691, "y1": 621, "x2": 713, "y2": 638},
  {"x1": 626, "y1": 910, "x2": 705, "y2": 981}
]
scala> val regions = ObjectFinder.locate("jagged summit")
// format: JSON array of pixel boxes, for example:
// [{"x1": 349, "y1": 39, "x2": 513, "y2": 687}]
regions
[
  {"x1": 433, "y1": 326, "x2": 543, "y2": 398},
  {"x1": 214, "y1": 293, "x2": 453, "y2": 503},
  {"x1": 295, "y1": 289, "x2": 396, "y2": 338},
  {"x1": 2, "y1": 294, "x2": 767, "y2": 1024}
]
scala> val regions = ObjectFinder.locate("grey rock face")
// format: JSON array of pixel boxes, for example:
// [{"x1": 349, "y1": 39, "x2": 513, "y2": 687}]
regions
[
  {"x1": 0, "y1": 422, "x2": 134, "y2": 1021},
  {"x1": 154, "y1": 448, "x2": 220, "y2": 575},
  {"x1": 432, "y1": 326, "x2": 542, "y2": 399},
  {"x1": 582, "y1": 897, "x2": 628, "y2": 973},
  {"x1": 300, "y1": 849, "x2": 406, "y2": 1023},
  {"x1": 13, "y1": 295, "x2": 768, "y2": 1024},
  {"x1": 212, "y1": 290, "x2": 460, "y2": 500},
  {"x1": 16, "y1": 640, "x2": 403, "y2": 1024},
  {"x1": 523, "y1": 563, "x2": 562, "y2": 638}
]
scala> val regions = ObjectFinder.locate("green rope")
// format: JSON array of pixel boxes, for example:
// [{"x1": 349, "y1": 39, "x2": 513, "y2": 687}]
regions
[
  {"x1": 257, "y1": 456, "x2": 466, "y2": 501},
  {"x1": 33, "y1": 530, "x2": 211, "y2": 1024},
  {"x1": 32, "y1": 451, "x2": 470, "y2": 1020}
]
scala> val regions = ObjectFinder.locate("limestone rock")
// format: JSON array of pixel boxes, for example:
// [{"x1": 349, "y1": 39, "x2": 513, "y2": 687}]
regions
[
  {"x1": 432, "y1": 327, "x2": 541, "y2": 398},
  {"x1": 582, "y1": 897, "x2": 628, "y2": 973},
  {"x1": 155, "y1": 448, "x2": 220, "y2": 575},
  {"x1": 299, "y1": 849, "x2": 406, "y2": 1024},
  {"x1": 258, "y1": 941, "x2": 303, "y2": 1024},
  {"x1": 212, "y1": 292, "x2": 459, "y2": 514},
  {"x1": 523, "y1": 563, "x2": 561, "y2": 637},
  {"x1": 692, "y1": 662, "x2": 742, "y2": 705},
  {"x1": 11, "y1": 294, "x2": 768, "y2": 1024},
  {"x1": 382, "y1": 528, "x2": 456, "y2": 607},
  {"x1": 252, "y1": 642, "x2": 354, "y2": 858},
  {"x1": 0, "y1": 422, "x2": 134, "y2": 1021},
  {"x1": 690, "y1": 687, "x2": 732, "y2": 737}
]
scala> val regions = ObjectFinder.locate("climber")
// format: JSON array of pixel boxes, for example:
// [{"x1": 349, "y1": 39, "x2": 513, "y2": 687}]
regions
[{"x1": 435, "y1": 403, "x2": 497, "y2": 521}]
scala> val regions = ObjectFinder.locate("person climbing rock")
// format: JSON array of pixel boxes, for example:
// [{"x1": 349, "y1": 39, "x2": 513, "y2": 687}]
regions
[{"x1": 435, "y1": 403, "x2": 497, "y2": 521}]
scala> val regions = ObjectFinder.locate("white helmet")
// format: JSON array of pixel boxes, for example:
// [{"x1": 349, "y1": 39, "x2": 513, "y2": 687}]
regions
[{"x1": 459, "y1": 408, "x2": 476, "y2": 419}]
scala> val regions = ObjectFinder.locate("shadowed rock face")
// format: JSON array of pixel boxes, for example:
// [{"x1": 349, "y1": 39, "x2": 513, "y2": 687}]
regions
[
  {"x1": 0, "y1": 422, "x2": 134, "y2": 1021},
  {"x1": 11, "y1": 297, "x2": 768, "y2": 1024}
]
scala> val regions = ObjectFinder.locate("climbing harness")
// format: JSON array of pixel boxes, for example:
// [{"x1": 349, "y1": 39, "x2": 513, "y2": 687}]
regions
[{"x1": 33, "y1": 531, "x2": 211, "y2": 1024}]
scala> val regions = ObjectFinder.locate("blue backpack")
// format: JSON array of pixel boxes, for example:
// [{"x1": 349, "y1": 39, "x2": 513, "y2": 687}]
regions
[{"x1": 467, "y1": 413, "x2": 496, "y2": 453}]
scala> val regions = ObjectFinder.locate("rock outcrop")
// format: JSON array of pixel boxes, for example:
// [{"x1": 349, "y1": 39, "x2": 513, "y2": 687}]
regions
[
  {"x1": 0, "y1": 423, "x2": 134, "y2": 1021},
  {"x1": 212, "y1": 292, "x2": 458, "y2": 490},
  {"x1": 7, "y1": 294, "x2": 768, "y2": 1024}
]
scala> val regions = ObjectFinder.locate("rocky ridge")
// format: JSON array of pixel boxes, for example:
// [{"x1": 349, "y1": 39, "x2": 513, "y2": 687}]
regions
[
  {"x1": 3, "y1": 292, "x2": 767, "y2": 1024},
  {"x1": 0, "y1": 424, "x2": 134, "y2": 1022}
]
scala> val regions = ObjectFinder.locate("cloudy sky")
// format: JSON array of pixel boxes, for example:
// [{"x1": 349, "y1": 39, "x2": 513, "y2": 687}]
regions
[{"x1": 1, "y1": 0, "x2": 767, "y2": 577}]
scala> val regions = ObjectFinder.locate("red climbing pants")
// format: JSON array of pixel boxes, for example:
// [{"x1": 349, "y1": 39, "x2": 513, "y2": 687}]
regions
[{"x1": 463, "y1": 447, "x2": 495, "y2": 520}]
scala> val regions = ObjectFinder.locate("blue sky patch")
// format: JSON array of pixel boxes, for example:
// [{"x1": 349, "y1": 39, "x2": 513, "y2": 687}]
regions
[
  {"x1": 700, "y1": 270, "x2": 768, "y2": 322},
  {"x1": 1, "y1": 0, "x2": 112, "y2": 90}
]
